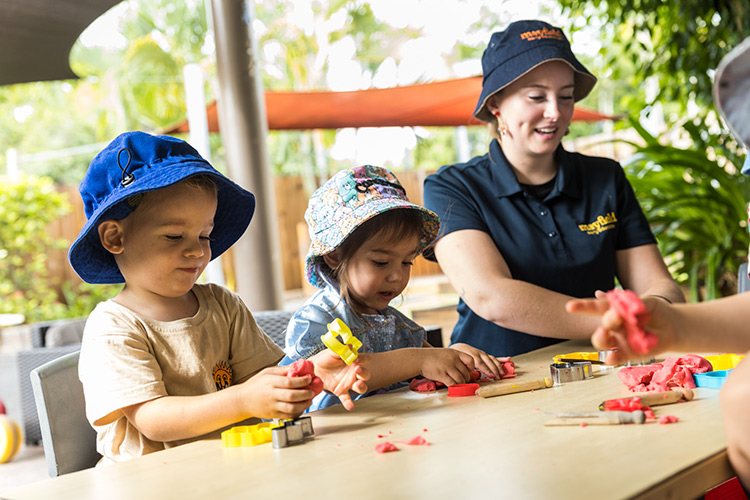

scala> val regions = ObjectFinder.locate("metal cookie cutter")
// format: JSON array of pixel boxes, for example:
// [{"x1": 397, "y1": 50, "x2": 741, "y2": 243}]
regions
[
  {"x1": 549, "y1": 361, "x2": 594, "y2": 384},
  {"x1": 272, "y1": 416, "x2": 314, "y2": 449}
]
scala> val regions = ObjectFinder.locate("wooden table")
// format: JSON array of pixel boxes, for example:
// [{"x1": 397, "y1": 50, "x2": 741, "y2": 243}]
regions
[{"x1": 4, "y1": 340, "x2": 733, "y2": 500}]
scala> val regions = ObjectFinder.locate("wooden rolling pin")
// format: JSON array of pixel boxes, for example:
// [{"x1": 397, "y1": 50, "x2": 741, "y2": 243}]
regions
[
  {"x1": 476, "y1": 378, "x2": 553, "y2": 398},
  {"x1": 545, "y1": 410, "x2": 646, "y2": 426},
  {"x1": 599, "y1": 387, "x2": 694, "y2": 410}
]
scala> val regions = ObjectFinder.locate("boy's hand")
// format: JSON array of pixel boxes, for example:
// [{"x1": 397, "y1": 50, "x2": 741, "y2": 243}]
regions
[
  {"x1": 566, "y1": 295, "x2": 676, "y2": 365},
  {"x1": 238, "y1": 365, "x2": 316, "y2": 419},
  {"x1": 449, "y1": 343, "x2": 507, "y2": 380},
  {"x1": 310, "y1": 350, "x2": 370, "y2": 411},
  {"x1": 419, "y1": 348, "x2": 474, "y2": 386}
]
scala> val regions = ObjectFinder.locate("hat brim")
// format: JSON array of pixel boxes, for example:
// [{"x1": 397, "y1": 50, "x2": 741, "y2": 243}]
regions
[
  {"x1": 474, "y1": 46, "x2": 597, "y2": 123},
  {"x1": 305, "y1": 202, "x2": 440, "y2": 288},
  {"x1": 68, "y1": 162, "x2": 255, "y2": 284}
]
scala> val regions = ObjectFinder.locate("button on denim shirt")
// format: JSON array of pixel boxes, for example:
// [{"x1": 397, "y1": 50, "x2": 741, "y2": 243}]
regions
[{"x1": 280, "y1": 283, "x2": 425, "y2": 411}]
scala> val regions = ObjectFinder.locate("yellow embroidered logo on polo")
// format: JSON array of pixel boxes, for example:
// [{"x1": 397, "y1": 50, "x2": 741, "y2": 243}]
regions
[
  {"x1": 520, "y1": 27, "x2": 564, "y2": 42},
  {"x1": 578, "y1": 212, "x2": 617, "y2": 235}
]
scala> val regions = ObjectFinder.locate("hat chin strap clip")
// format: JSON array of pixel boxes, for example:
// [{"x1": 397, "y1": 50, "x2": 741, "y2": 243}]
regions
[{"x1": 117, "y1": 147, "x2": 135, "y2": 187}]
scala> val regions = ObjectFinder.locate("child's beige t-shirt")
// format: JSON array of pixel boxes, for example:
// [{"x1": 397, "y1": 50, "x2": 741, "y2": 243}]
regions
[{"x1": 79, "y1": 283, "x2": 284, "y2": 464}]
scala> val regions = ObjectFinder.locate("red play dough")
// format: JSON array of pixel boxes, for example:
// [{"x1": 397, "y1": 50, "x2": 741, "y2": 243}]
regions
[
  {"x1": 400, "y1": 435, "x2": 430, "y2": 446},
  {"x1": 601, "y1": 397, "x2": 655, "y2": 420},
  {"x1": 288, "y1": 359, "x2": 324, "y2": 396},
  {"x1": 658, "y1": 415, "x2": 679, "y2": 424},
  {"x1": 375, "y1": 442, "x2": 399, "y2": 453},
  {"x1": 409, "y1": 378, "x2": 443, "y2": 392},
  {"x1": 606, "y1": 289, "x2": 659, "y2": 354},
  {"x1": 618, "y1": 355, "x2": 712, "y2": 392}
]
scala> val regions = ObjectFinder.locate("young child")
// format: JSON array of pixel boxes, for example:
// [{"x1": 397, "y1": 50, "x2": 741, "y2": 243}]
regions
[
  {"x1": 281, "y1": 165, "x2": 510, "y2": 411},
  {"x1": 68, "y1": 132, "x2": 368, "y2": 464}
]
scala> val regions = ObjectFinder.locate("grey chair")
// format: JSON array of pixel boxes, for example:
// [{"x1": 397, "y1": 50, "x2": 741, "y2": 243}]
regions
[
  {"x1": 30, "y1": 350, "x2": 100, "y2": 476},
  {"x1": 254, "y1": 310, "x2": 294, "y2": 348},
  {"x1": 17, "y1": 344, "x2": 82, "y2": 445},
  {"x1": 739, "y1": 263, "x2": 750, "y2": 294}
]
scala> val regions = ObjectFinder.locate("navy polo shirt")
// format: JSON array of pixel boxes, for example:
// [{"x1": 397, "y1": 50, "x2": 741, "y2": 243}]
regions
[{"x1": 423, "y1": 140, "x2": 656, "y2": 357}]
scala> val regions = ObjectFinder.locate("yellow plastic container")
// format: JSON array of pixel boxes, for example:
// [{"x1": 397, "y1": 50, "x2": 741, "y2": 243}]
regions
[{"x1": 705, "y1": 354, "x2": 745, "y2": 371}]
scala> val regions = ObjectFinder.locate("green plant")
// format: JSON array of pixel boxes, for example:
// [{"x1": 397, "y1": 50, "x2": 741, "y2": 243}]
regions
[
  {"x1": 0, "y1": 174, "x2": 70, "y2": 321},
  {"x1": 0, "y1": 174, "x2": 121, "y2": 323},
  {"x1": 620, "y1": 118, "x2": 750, "y2": 301}
]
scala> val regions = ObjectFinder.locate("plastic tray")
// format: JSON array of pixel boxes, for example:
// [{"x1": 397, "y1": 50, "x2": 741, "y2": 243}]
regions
[{"x1": 694, "y1": 369, "x2": 732, "y2": 389}]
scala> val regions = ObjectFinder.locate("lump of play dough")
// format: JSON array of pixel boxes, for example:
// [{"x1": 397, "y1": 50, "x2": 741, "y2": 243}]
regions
[
  {"x1": 401, "y1": 435, "x2": 430, "y2": 446},
  {"x1": 375, "y1": 442, "x2": 399, "y2": 453},
  {"x1": 409, "y1": 377, "x2": 444, "y2": 392},
  {"x1": 658, "y1": 415, "x2": 679, "y2": 424},
  {"x1": 288, "y1": 359, "x2": 324, "y2": 396},
  {"x1": 607, "y1": 289, "x2": 659, "y2": 354},
  {"x1": 601, "y1": 397, "x2": 655, "y2": 420},
  {"x1": 618, "y1": 355, "x2": 712, "y2": 392}
]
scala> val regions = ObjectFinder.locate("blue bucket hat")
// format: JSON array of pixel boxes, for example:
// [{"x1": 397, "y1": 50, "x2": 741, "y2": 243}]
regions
[
  {"x1": 474, "y1": 19, "x2": 597, "y2": 123},
  {"x1": 304, "y1": 165, "x2": 440, "y2": 288},
  {"x1": 68, "y1": 131, "x2": 255, "y2": 284}
]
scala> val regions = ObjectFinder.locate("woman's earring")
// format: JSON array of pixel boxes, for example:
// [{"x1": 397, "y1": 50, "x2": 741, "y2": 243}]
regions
[{"x1": 494, "y1": 113, "x2": 507, "y2": 137}]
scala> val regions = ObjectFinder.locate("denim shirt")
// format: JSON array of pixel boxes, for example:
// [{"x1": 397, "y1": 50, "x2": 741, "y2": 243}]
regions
[{"x1": 280, "y1": 283, "x2": 425, "y2": 411}]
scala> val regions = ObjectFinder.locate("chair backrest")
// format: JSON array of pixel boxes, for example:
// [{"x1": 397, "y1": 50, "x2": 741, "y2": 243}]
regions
[
  {"x1": 30, "y1": 350, "x2": 100, "y2": 476},
  {"x1": 739, "y1": 262, "x2": 750, "y2": 294},
  {"x1": 253, "y1": 310, "x2": 294, "y2": 348}
]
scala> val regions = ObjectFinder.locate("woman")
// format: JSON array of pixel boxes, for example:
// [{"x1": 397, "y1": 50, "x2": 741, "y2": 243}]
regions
[{"x1": 423, "y1": 19, "x2": 684, "y2": 357}]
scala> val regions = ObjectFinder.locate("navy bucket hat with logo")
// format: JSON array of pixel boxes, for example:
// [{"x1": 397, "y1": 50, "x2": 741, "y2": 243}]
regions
[
  {"x1": 474, "y1": 19, "x2": 597, "y2": 123},
  {"x1": 68, "y1": 131, "x2": 255, "y2": 284}
]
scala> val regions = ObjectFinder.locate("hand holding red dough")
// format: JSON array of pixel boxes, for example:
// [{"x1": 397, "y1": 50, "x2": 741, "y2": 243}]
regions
[
  {"x1": 606, "y1": 289, "x2": 659, "y2": 355},
  {"x1": 288, "y1": 360, "x2": 324, "y2": 396}
]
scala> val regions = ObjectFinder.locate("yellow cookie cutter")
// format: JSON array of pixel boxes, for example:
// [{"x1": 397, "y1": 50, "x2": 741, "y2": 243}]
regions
[
  {"x1": 321, "y1": 318, "x2": 362, "y2": 365},
  {"x1": 552, "y1": 351, "x2": 606, "y2": 364},
  {"x1": 221, "y1": 421, "x2": 282, "y2": 447}
]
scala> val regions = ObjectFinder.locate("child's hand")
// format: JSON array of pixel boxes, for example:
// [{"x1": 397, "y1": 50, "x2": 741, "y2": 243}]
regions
[
  {"x1": 566, "y1": 295, "x2": 676, "y2": 365},
  {"x1": 449, "y1": 343, "x2": 507, "y2": 380},
  {"x1": 309, "y1": 350, "x2": 370, "y2": 411},
  {"x1": 237, "y1": 365, "x2": 316, "y2": 419},
  {"x1": 419, "y1": 348, "x2": 474, "y2": 386}
]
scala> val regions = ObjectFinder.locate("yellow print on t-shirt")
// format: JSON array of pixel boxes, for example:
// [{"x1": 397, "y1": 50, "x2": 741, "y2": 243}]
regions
[{"x1": 578, "y1": 212, "x2": 617, "y2": 235}]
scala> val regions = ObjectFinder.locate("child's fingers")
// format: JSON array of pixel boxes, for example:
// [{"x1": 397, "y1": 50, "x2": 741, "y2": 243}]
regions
[
  {"x1": 351, "y1": 379, "x2": 368, "y2": 395},
  {"x1": 275, "y1": 386, "x2": 316, "y2": 403},
  {"x1": 338, "y1": 392, "x2": 356, "y2": 411},
  {"x1": 279, "y1": 373, "x2": 316, "y2": 389},
  {"x1": 474, "y1": 353, "x2": 502, "y2": 379}
]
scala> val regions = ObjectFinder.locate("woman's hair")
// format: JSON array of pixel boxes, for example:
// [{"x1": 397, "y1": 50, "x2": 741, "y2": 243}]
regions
[{"x1": 327, "y1": 208, "x2": 424, "y2": 312}]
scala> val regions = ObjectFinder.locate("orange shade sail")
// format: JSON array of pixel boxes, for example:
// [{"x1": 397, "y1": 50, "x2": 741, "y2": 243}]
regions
[{"x1": 165, "y1": 76, "x2": 617, "y2": 134}]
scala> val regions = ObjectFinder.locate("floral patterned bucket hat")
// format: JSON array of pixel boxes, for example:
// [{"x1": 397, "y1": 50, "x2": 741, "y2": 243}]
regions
[{"x1": 304, "y1": 165, "x2": 440, "y2": 288}]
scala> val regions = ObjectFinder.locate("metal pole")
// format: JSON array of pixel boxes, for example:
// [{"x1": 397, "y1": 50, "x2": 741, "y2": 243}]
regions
[
  {"x1": 209, "y1": 0, "x2": 283, "y2": 310},
  {"x1": 183, "y1": 62, "x2": 225, "y2": 287}
]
